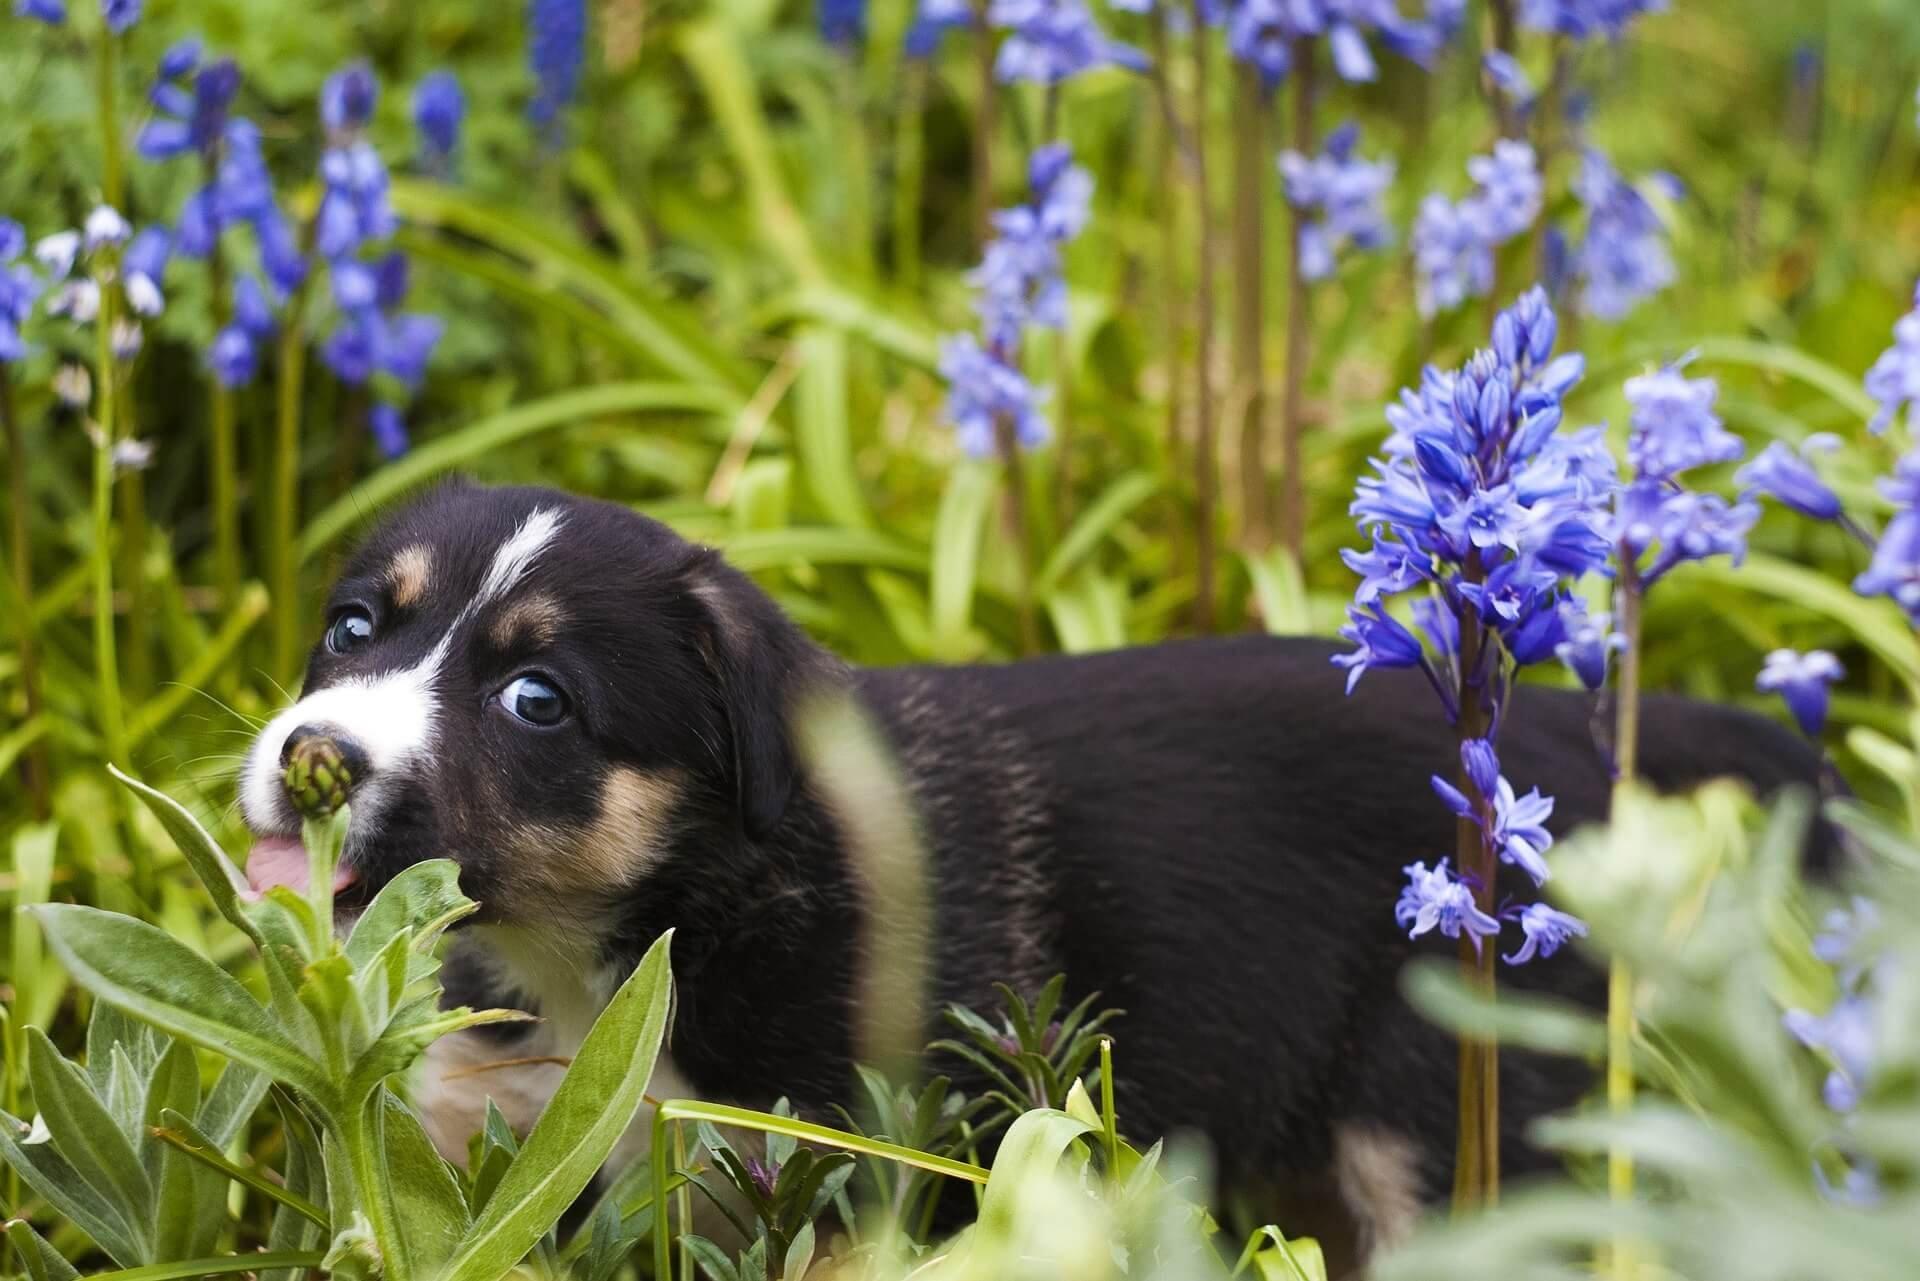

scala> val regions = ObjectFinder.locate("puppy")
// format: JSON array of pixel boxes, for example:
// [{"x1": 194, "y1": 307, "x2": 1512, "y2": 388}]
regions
[{"x1": 240, "y1": 480, "x2": 1828, "y2": 1265}]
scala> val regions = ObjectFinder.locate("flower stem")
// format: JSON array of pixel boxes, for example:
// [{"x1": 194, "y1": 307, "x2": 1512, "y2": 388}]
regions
[
  {"x1": 971, "y1": 0, "x2": 997, "y2": 251},
  {"x1": 995, "y1": 412, "x2": 1040, "y2": 654},
  {"x1": 271, "y1": 286, "x2": 312, "y2": 683},
  {"x1": 206, "y1": 181, "x2": 242, "y2": 612},
  {"x1": 1605, "y1": 559, "x2": 1645, "y2": 1279},
  {"x1": 1451, "y1": 578, "x2": 1499, "y2": 1211},
  {"x1": 1277, "y1": 38, "x2": 1316, "y2": 562},
  {"x1": 1150, "y1": 9, "x2": 1186, "y2": 482},
  {"x1": 1, "y1": 366, "x2": 49, "y2": 820},
  {"x1": 1230, "y1": 60, "x2": 1269, "y2": 552},
  {"x1": 92, "y1": 287, "x2": 128, "y2": 774},
  {"x1": 1187, "y1": 0, "x2": 1218, "y2": 633},
  {"x1": 892, "y1": 58, "x2": 928, "y2": 291}
]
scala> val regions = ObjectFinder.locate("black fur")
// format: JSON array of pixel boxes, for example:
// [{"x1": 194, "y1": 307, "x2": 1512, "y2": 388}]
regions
[{"x1": 256, "y1": 481, "x2": 1831, "y2": 1252}]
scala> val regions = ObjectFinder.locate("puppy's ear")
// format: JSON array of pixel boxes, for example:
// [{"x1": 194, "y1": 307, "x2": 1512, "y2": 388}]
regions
[{"x1": 686, "y1": 552, "x2": 835, "y2": 840}]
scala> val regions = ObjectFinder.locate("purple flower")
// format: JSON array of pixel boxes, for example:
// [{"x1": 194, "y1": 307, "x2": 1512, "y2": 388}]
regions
[
  {"x1": 820, "y1": 0, "x2": 865, "y2": 46},
  {"x1": 1411, "y1": 195, "x2": 1492, "y2": 319},
  {"x1": 1553, "y1": 603, "x2": 1623, "y2": 690},
  {"x1": 1226, "y1": 0, "x2": 1455, "y2": 87},
  {"x1": 121, "y1": 225, "x2": 171, "y2": 316},
  {"x1": 1279, "y1": 123, "x2": 1394, "y2": 282},
  {"x1": 370, "y1": 403, "x2": 410, "y2": 458},
  {"x1": 0, "y1": 222, "x2": 41, "y2": 362},
  {"x1": 138, "y1": 53, "x2": 240, "y2": 160},
  {"x1": 1756, "y1": 649, "x2": 1843, "y2": 737},
  {"x1": 1624, "y1": 367, "x2": 1741, "y2": 479},
  {"x1": 100, "y1": 0, "x2": 137, "y2": 33},
  {"x1": 208, "y1": 326, "x2": 256, "y2": 387},
  {"x1": 1491, "y1": 776, "x2": 1555, "y2": 884},
  {"x1": 938, "y1": 333, "x2": 1048, "y2": 460},
  {"x1": 1481, "y1": 49, "x2": 1535, "y2": 108},
  {"x1": 989, "y1": 0, "x2": 1146, "y2": 85},
  {"x1": 1854, "y1": 507, "x2": 1920, "y2": 622},
  {"x1": 413, "y1": 71, "x2": 465, "y2": 159},
  {"x1": 1863, "y1": 284, "x2": 1920, "y2": 435},
  {"x1": 1785, "y1": 997, "x2": 1875, "y2": 1113},
  {"x1": 1468, "y1": 140, "x2": 1543, "y2": 243},
  {"x1": 15, "y1": 0, "x2": 66, "y2": 21},
  {"x1": 1519, "y1": 0, "x2": 1665, "y2": 39},
  {"x1": 1331, "y1": 602, "x2": 1426, "y2": 693},
  {"x1": 528, "y1": 0, "x2": 587, "y2": 137},
  {"x1": 1571, "y1": 149, "x2": 1676, "y2": 320},
  {"x1": 1503, "y1": 902, "x2": 1587, "y2": 964},
  {"x1": 1395, "y1": 859, "x2": 1501, "y2": 951},
  {"x1": 1737, "y1": 438, "x2": 1843, "y2": 522}
]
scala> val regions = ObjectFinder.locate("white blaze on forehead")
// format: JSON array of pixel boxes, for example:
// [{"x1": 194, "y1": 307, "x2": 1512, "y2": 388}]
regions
[
  {"x1": 241, "y1": 507, "x2": 564, "y2": 832},
  {"x1": 475, "y1": 507, "x2": 564, "y2": 610}
]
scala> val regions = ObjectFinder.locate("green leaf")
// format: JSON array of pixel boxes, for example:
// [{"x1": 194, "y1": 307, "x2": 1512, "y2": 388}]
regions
[
  {"x1": 715, "y1": 525, "x2": 929, "y2": 575},
  {"x1": 27, "y1": 1028, "x2": 154, "y2": 1235},
  {"x1": 0, "y1": 1105, "x2": 146, "y2": 1265},
  {"x1": 1037, "y1": 471, "x2": 1160, "y2": 595},
  {"x1": 196, "y1": 1061, "x2": 269, "y2": 1150},
  {"x1": 9, "y1": 822, "x2": 63, "y2": 1041},
  {"x1": 343, "y1": 859, "x2": 474, "y2": 972},
  {"x1": 108, "y1": 767, "x2": 257, "y2": 943},
  {"x1": 152, "y1": 1107, "x2": 327, "y2": 1226},
  {"x1": 975, "y1": 1109, "x2": 1095, "y2": 1243},
  {"x1": 77, "y1": 1253, "x2": 327, "y2": 1281},
  {"x1": 30, "y1": 905, "x2": 334, "y2": 1104},
  {"x1": 146, "y1": 1042, "x2": 223, "y2": 1260},
  {"x1": 681, "y1": 1234, "x2": 742, "y2": 1281},
  {"x1": 791, "y1": 328, "x2": 869, "y2": 529},
  {"x1": 1245, "y1": 1226, "x2": 1330, "y2": 1281},
  {"x1": 1401, "y1": 958, "x2": 1606, "y2": 1058},
  {"x1": 1683, "y1": 555, "x2": 1920, "y2": 693},
  {"x1": 1242, "y1": 547, "x2": 1312, "y2": 636},
  {"x1": 374, "y1": 1086, "x2": 473, "y2": 1276},
  {"x1": 438, "y1": 931, "x2": 675, "y2": 1281},
  {"x1": 3, "y1": 1219, "x2": 80, "y2": 1281},
  {"x1": 929, "y1": 461, "x2": 1000, "y2": 661},
  {"x1": 300, "y1": 384, "x2": 735, "y2": 563}
]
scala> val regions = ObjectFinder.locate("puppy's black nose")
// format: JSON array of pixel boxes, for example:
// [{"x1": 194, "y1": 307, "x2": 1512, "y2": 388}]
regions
[{"x1": 280, "y1": 723, "x2": 370, "y2": 820}]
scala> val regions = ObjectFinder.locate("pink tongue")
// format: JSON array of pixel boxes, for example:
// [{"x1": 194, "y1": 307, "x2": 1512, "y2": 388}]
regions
[{"x1": 245, "y1": 836, "x2": 358, "y2": 897}]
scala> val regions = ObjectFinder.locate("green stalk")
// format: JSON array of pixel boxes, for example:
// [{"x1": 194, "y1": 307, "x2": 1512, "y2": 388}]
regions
[
  {"x1": 1187, "y1": 0, "x2": 1218, "y2": 633},
  {"x1": 1276, "y1": 39, "x2": 1316, "y2": 561},
  {"x1": 1606, "y1": 559, "x2": 1645, "y2": 1280},
  {"x1": 92, "y1": 284, "x2": 129, "y2": 773},
  {"x1": 970, "y1": 0, "x2": 996, "y2": 250},
  {"x1": 1, "y1": 366, "x2": 50, "y2": 819},
  {"x1": 1450, "y1": 572, "x2": 1498, "y2": 1211},
  {"x1": 270, "y1": 279, "x2": 314, "y2": 682},
  {"x1": 1098, "y1": 1036, "x2": 1119, "y2": 1179},
  {"x1": 1230, "y1": 60, "x2": 1269, "y2": 552},
  {"x1": 206, "y1": 207, "x2": 241, "y2": 612},
  {"x1": 1150, "y1": 9, "x2": 1185, "y2": 488},
  {"x1": 891, "y1": 58, "x2": 928, "y2": 290}
]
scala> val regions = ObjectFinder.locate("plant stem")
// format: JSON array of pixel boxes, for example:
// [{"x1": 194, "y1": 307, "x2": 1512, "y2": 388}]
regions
[
  {"x1": 1187, "y1": 0, "x2": 1218, "y2": 634},
  {"x1": 1, "y1": 366, "x2": 50, "y2": 820},
  {"x1": 971, "y1": 0, "x2": 996, "y2": 251},
  {"x1": 271, "y1": 280, "x2": 313, "y2": 683},
  {"x1": 1277, "y1": 38, "x2": 1316, "y2": 562},
  {"x1": 92, "y1": 285, "x2": 128, "y2": 772},
  {"x1": 1488, "y1": 0, "x2": 1520, "y2": 140},
  {"x1": 207, "y1": 198, "x2": 241, "y2": 612},
  {"x1": 892, "y1": 58, "x2": 928, "y2": 291},
  {"x1": 1606, "y1": 559, "x2": 1645, "y2": 1280},
  {"x1": 995, "y1": 412, "x2": 1040, "y2": 654},
  {"x1": 1150, "y1": 9, "x2": 1185, "y2": 481},
  {"x1": 1230, "y1": 60, "x2": 1269, "y2": 552},
  {"x1": 1451, "y1": 581, "x2": 1498, "y2": 1211}
]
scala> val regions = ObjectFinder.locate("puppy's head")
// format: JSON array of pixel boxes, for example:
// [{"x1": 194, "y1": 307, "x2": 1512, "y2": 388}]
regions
[{"x1": 240, "y1": 481, "x2": 826, "y2": 931}]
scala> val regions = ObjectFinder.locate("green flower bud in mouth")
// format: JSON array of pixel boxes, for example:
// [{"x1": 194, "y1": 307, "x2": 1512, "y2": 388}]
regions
[{"x1": 284, "y1": 735, "x2": 352, "y2": 820}]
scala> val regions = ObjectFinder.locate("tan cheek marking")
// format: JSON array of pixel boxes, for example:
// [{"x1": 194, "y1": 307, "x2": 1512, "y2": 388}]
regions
[
  {"x1": 489, "y1": 593, "x2": 566, "y2": 650},
  {"x1": 389, "y1": 545, "x2": 433, "y2": 608},
  {"x1": 502, "y1": 767, "x2": 685, "y2": 900}
]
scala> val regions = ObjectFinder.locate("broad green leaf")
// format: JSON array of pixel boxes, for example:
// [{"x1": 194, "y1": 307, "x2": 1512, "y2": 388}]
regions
[
  {"x1": 4, "y1": 1218, "x2": 80, "y2": 1281},
  {"x1": 197, "y1": 1061, "x2": 270, "y2": 1150},
  {"x1": 1247, "y1": 1226, "x2": 1329, "y2": 1281},
  {"x1": 31, "y1": 905, "x2": 334, "y2": 1103},
  {"x1": 379, "y1": 1087, "x2": 472, "y2": 1271},
  {"x1": 144, "y1": 1041, "x2": 208, "y2": 1258},
  {"x1": 975, "y1": 1109, "x2": 1095, "y2": 1241},
  {"x1": 27, "y1": 1028, "x2": 154, "y2": 1234},
  {"x1": 791, "y1": 328, "x2": 869, "y2": 530},
  {"x1": 438, "y1": 931, "x2": 675, "y2": 1281},
  {"x1": 716, "y1": 525, "x2": 928, "y2": 575},
  {"x1": 86, "y1": 1001, "x2": 154, "y2": 1095},
  {"x1": 343, "y1": 858, "x2": 473, "y2": 971},
  {"x1": 11, "y1": 821, "x2": 65, "y2": 1038},
  {"x1": 0, "y1": 1104, "x2": 146, "y2": 1265},
  {"x1": 681, "y1": 1234, "x2": 742, "y2": 1281},
  {"x1": 1683, "y1": 555, "x2": 1920, "y2": 692},
  {"x1": 108, "y1": 767, "x2": 256, "y2": 942},
  {"x1": 79, "y1": 1253, "x2": 327, "y2": 1281},
  {"x1": 929, "y1": 461, "x2": 1000, "y2": 662},
  {"x1": 153, "y1": 1108, "x2": 326, "y2": 1226},
  {"x1": 1037, "y1": 472, "x2": 1160, "y2": 594},
  {"x1": 1401, "y1": 959, "x2": 1606, "y2": 1058},
  {"x1": 1242, "y1": 546, "x2": 1312, "y2": 636},
  {"x1": 301, "y1": 384, "x2": 735, "y2": 563}
]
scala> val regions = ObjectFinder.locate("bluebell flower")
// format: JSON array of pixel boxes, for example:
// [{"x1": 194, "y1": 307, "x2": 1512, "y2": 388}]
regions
[
  {"x1": 1571, "y1": 149, "x2": 1676, "y2": 320},
  {"x1": 528, "y1": 0, "x2": 587, "y2": 137},
  {"x1": 413, "y1": 71, "x2": 464, "y2": 160},
  {"x1": 1226, "y1": 0, "x2": 1454, "y2": 88},
  {"x1": 1411, "y1": 195, "x2": 1492, "y2": 319},
  {"x1": 1481, "y1": 50, "x2": 1535, "y2": 110},
  {"x1": 317, "y1": 141, "x2": 396, "y2": 259},
  {"x1": 84, "y1": 205, "x2": 131, "y2": 252},
  {"x1": 1490, "y1": 776, "x2": 1554, "y2": 884},
  {"x1": 1332, "y1": 602, "x2": 1427, "y2": 692},
  {"x1": 370, "y1": 403, "x2": 410, "y2": 459},
  {"x1": 1503, "y1": 902, "x2": 1587, "y2": 964},
  {"x1": 1854, "y1": 455, "x2": 1920, "y2": 621},
  {"x1": 100, "y1": 0, "x2": 137, "y2": 33},
  {"x1": 1863, "y1": 281, "x2": 1920, "y2": 435},
  {"x1": 322, "y1": 61, "x2": 378, "y2": 136},
  {"x1": 1756, "y1": 648, "x2": 1843, "y2": 737},
  {"x1": 1784, "y1": 996, "x2": 1874, "y2": 1113},
  {"x1": 1519, "y1": 0, "x2": 1664, "y2": 39},
  {"x1": 0, "y1": 220, "x2": 42, "y2": 362},
  {"x1": 1279, "y1": 123, "x2": 1394, "y2": 282},
  {"x1": 989, "y1": 0, "x2": 1146, "y2": 85},
  {"x1": 905, "y1": 0, "x2": 970, "y2": 57},
  {"x1": 1395, "y1": 859, "x2": 1501, "y2": 951},
  {"x1": 15, "y1": 0, "x2": 66, "y2": 21},
  {"x1": 138, "y1": 57, "x2": 240, "y2": 159},
  {"x1": 121, "y1": 225, "x2": 170, "y2": 316},
  {"x1": 819, "y1": 0, "x2": 865, "y2": 46},
  {"x1": 1553, "y1": 603, "x2": 1622, "y2": 690},
  {"x1": 1624, "y1": 366, "x2": 1740, "y2": 479},
  {"x1": 1737, "y1": 439, "x2": 1842, "y2": 521},
  {"x1": 1340, "y1": 533, "x2": 1430, "y2": 605},
  {"x1": 1468, "y1": 140, "x2": 1543, "y2": 243},
  {"x1": 938, "y1": 333, "x2": 1049, "y2": 460}
]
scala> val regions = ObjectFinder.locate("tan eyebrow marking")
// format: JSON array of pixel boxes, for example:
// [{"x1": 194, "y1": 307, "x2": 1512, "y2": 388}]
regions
[
  {"x1": 500, "y1": 768, "x2": 686, "y2": 902},
  {"x1": 389, "y1": 545, "x2": 433, "y2": 608},
  {"x1": 490, "y1": 593, "x2": 566, "y2": 649}
]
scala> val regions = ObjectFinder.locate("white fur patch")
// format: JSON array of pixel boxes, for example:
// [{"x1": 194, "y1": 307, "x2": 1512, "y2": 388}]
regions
[
  {"x1": 1333, "y1": 1123, "x2": 1424, "y2": 1256},
  {"x1": 476, "y1": 508, "x2": 564, "y2": 610}
]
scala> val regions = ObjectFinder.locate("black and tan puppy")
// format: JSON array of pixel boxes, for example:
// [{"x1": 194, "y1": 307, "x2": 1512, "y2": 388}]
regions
[{"x1": 240, "y1": 480, "x2": 1827, "y2": 1263}]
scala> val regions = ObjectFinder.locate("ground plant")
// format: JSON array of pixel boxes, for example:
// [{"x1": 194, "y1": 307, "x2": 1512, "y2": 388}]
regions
[{"x1": 3, "y1": 0, "x2": 1920, "y2": 1277}]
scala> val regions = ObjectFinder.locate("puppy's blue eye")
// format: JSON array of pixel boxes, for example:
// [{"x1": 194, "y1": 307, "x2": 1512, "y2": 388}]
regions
[
  {"x1": 326, "y1": 609, "x2": 374, "y2": 654},
  {"x1": 500, "y1": 674, "x2": 568, "y2": 726}
]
